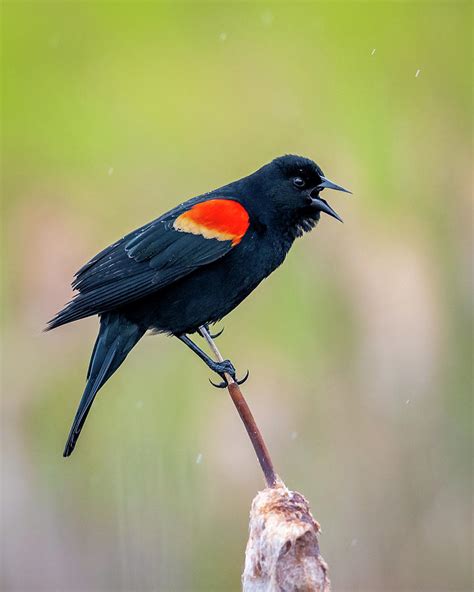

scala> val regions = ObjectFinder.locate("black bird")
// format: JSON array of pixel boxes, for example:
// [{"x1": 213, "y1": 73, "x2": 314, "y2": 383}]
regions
[{"x1": 47, "y1": 155, "x2": 350, "y2": 456}]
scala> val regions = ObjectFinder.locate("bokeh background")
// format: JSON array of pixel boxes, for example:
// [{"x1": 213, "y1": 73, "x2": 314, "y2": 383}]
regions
[{"x1": 2, "y1": 2, "x2": 472, "y2": 591}]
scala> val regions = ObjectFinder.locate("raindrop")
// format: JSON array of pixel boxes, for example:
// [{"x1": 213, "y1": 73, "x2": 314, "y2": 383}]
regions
[
  {"x1": 219, "y1": 32, "x2": 227, "y2": 42},
  {"x1": 108, "y1": 167, "x2": 114, "y2": 176},
  {"x1": 415, "y1": 69, "x2": 421, "y2": 78},
  {"x1": 261, "y1": 10, "x2": 274, "y2": 27},
  {"x1": 371, "y1": 48, "x2": 376, "y2": 56},
  {"x1": 196, "y1": 452, "x2": 203, "y2": 464}
]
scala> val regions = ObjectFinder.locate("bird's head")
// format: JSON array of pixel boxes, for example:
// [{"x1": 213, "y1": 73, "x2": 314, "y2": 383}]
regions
[{"x1": 243, "y1": 154, "x2": 351, "y2": 235}]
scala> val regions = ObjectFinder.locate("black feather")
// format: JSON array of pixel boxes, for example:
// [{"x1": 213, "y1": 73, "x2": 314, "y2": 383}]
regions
[
  {"x1": 63, "y1": 312, "x2": 145, "y2": 457},
  {"x1": 47, "y1": 199, "x2": 235, "y2": 330}
]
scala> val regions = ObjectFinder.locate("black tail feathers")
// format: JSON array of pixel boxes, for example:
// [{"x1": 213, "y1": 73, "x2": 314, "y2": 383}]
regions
[
  {"x1": 45, "y1": 298, "x2": 94, "y2": 331},
  {"x1": 63, "y1": 312, "x2": 145, "y2": 457}
]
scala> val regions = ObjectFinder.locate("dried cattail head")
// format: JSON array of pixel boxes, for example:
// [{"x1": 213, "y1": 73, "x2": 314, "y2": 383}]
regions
[{"x1": 243, "y1": 481, "x2": 330, "y2": 592}]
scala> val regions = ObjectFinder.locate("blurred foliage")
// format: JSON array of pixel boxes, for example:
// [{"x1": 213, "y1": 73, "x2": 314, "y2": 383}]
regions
[{"x1": 2, "y1": 2, "x2": 472, "y2": 591}]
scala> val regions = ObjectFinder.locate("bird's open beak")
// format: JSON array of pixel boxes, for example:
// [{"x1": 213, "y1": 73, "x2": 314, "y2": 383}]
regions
[
  {"x1": 317, "y1": 176, "x2": 352, "y2": 194},
  {"x1": 311, "y1": 176, "x2": 351, "y2": 223}
]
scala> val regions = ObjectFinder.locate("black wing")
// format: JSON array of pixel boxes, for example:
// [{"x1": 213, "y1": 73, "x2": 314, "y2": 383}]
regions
[{"x1": 47, "y1": 199, "x2": 239, "y2": 329}]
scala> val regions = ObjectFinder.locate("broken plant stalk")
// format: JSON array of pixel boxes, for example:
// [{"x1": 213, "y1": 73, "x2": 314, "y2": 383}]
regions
[
  {"x1": 200, "y1": 325, "x2": 331, "y2": 590},
  {"x1": 200, "y1": 325, "x2": 277, "y2": 488}
]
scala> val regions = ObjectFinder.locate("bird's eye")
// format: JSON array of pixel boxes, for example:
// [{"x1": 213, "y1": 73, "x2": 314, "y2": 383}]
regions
[{"x1": 292, "y1": 177, "x2": 305, "y2": 188}]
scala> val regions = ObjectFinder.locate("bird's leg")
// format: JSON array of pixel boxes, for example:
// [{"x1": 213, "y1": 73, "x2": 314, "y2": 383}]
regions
[
  {"x1": 198, "y1": 325, "x2": 249, "y2": 388},
  {"x1": 201, "y1": 323, "x2": 224, "y2": 339},
  {"x1": 178, "y1": 334, "x2": 238, "y2": 385}
]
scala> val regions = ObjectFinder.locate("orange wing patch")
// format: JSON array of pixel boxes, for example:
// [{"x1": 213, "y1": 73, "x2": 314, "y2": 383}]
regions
[{"x1": 174, "y1": 199, "x2": 250, "y2": 246}]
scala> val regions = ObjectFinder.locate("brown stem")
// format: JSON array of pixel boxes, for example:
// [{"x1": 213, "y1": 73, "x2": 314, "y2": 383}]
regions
[{"x1": 200, "y1": 326, "x2": 278, "y2": 488}]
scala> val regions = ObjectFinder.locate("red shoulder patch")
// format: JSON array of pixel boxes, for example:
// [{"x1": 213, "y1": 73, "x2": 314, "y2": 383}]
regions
[{"x1": 174, "y1": 199, "x2": 250, "y2": 246}]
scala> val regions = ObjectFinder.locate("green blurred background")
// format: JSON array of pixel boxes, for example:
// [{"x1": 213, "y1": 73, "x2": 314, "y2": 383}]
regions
[{"x1": 2, "y1": 2, "x2": 472, "y2": 591}]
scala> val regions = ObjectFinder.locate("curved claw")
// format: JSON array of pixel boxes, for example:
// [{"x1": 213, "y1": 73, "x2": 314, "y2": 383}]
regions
[
  {"x1": 209, "y1": 369, "x2": 249, "y2": 389},
  {"x1": 209, "y1": 326, "x2": 224, "y2": 339},
  {"x1": 209, "y1": 377, "x2": 228, "y2": 389},
  {"x1": 236, "y1": 369, "x2": 250, "y2": 386}
]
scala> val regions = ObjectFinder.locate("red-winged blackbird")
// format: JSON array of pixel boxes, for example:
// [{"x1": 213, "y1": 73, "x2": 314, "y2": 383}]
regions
[{"x1": 47, "y1": 155, "x2": 350, "y2": 456}]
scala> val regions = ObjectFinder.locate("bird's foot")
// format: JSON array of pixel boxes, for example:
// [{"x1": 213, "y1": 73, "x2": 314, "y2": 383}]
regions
[{"x1": 208, "y1": 360, "x2": 250, "y2": 389}]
